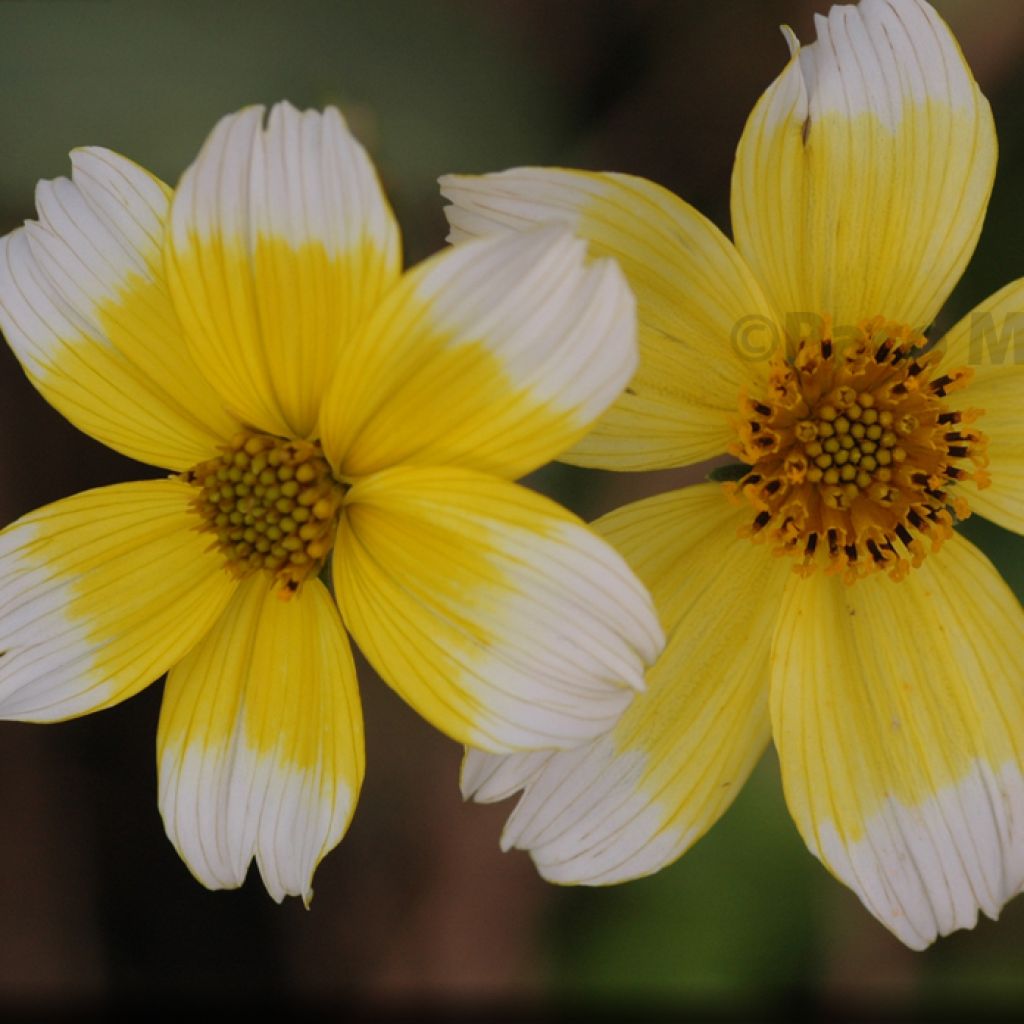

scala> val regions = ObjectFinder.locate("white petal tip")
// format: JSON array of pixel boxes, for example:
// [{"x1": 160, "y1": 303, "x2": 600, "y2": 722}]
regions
[
  {"x1": 811, "y1": 760, "x2": 1024, "y2": 950},
  {"x1": 780, "y1": 24, "x2": 800, "y2": 57}
]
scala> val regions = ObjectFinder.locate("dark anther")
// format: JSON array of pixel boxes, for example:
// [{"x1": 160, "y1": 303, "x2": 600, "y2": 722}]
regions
[
  {"x1": 753, "y1": 402, "x2": 772, "y2": 417},
  {"x1": 764, "y1": 479, "x2": 782, "y2": 495},
  {"x1": 805, "y1": 533, "x2": 818, "y2": 555},
  {"x1": 821, "y1": 340, "x2": 833, "y2": 358},
  {"x1": 895, "y1": 524, "x2": 913, "y2": 546},
  {"x1": 753, "y1": 510, "x2": 772, "y2": 531},
  {"x1": 867, "y1": 540, "x2": 885, "y2": 563},
  {"x1": 947, "y1": 445, "x2": 968, "y2": 459},
  {"x1": 845, "y1": 544, "x2": 858, "y2": 562}
]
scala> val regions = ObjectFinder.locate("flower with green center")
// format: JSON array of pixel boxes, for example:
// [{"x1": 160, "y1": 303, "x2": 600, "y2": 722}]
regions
[
  {"x1": 443, "y1": 0, "x2": 1024, "y2": 948},
  {"x1": 0, "y1": 102, "x2": 664, "y2": 901}
]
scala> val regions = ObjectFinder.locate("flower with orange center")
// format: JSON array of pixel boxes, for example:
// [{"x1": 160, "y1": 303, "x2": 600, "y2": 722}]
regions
[
  {"x1": 442, "y1": 0, "x2": 1024, "y2": 948},
  {"x1": 0, "y1": 103, "x2": 664, "y2": 901},
  {"x1": 732, "y1": 315, "x2": 990, "y2": 581}
]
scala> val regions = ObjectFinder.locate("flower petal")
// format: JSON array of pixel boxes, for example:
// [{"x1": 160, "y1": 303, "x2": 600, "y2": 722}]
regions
[
  {"x1": 334, "y1": 465, "x2": 664, "y2": 752},
  {"x1": 157, "y1": 575, "x2": 364, "y2": 902},
  {"x1": 771, "y1": 533, "x2": 1024, "y2": 949},
  {"x1": 165, "y1": 103, "x2": 401, "y2": 439},
  {"x1": 463, "y1": 484, "x2": 789, "y2": 883},
  {"x1": 934, "y1": 277, "x2": 1024, "y2": 535},
  {"x1": 318, "y1": 226, "x2": 636, "y2": 481},
  {"x1": 0, "y1": 148, "x2": 239, "y2": 470},
  {"x1": 440, "y1": 168, "x2": 780, "y2": 469},
  {"x1": 732, "y1": 0, "x2": 995, "y2": 331},
  {"x1": 0, "y1": 479, "x2": 237, "y2": 722}
]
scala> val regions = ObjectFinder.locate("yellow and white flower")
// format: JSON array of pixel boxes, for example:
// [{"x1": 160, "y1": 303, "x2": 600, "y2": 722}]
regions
[
  {"x1": 0, "y1": 102, "x2": 664, "y2": 902},
  {"x1": 443, "y1": 0, "x2": 1024, "y2": 948}
]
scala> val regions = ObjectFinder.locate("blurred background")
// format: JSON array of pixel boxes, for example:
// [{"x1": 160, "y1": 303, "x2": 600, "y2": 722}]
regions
[{"x1": 2, "y1": 0, "x2": 1024, "y2": 1017}]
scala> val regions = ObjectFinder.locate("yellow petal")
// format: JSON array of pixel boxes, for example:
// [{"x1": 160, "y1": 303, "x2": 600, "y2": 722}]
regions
[
  {"x1": 0, "y1": 479, "x2": 237, "y2": 722},
  {"x1": 771, "y1": 533, "x2": 1024, "y2": 949},
  {"x1": 318, "y1": 226, "x2": 636, "y2": 481},
  {"x1": 441, "y1": 168, "x2": 780, "y2": 469},
  {"x1": 934, "y1": 277, "x2": 1024, "y2": 534},
  {"x1": 463, "y1": 484, "x2": 789, "y2": 883},
  {"x1": 334, "y1": 465, "x2": 664, "y2": 752},
  {"x1": 157, "y1": 575, "x2": 364, "y2": 902},
  {"x1": 732, "y1": 0, "x2": 995, "y2": 331},
  {"x1": 0, "y1": 149, "x2": 239, "y2": 470},
  {"x1": 165, "y1": 103, "x2": 401, "y2": 439}
]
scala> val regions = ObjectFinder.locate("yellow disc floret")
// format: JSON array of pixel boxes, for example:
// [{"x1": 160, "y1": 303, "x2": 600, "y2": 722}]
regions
[
  {"x1": 184, "y1": 431, "x2": 345, "y2": 598},
  {"x1": 728, "y1": 317, "x2": 990, "y2": 582}
]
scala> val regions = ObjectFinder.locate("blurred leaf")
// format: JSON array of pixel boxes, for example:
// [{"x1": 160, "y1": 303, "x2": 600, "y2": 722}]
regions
[
  {"x1": 544, "y1": 754, "x2": 823, "y2": 1008},
  {"x1": 707, "y1": 462, "x2": 748, "y2": 482}
]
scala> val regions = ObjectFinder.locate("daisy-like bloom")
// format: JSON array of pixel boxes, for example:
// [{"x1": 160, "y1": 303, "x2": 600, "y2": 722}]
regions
[
  {"x1": 442, "y1": 0, "x2": 1024, "y2": 948},
  {"x1": 0, "y1": 102, "x2": 664, "y2": 902}
]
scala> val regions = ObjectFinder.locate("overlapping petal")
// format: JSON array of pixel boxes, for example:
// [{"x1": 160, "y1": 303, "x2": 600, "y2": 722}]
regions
[
  {"x1": 0, "y1": 480, "x2": 237, "y2": 722},
  {"x1": 732, "y1": 0, "x2": 995, "y2": 332},
  {"x1": 441, "y1": 168, "x2": 780, "y2": 469},
  {"x1": 334, "y1": 465, "x2": 663, "y2": 753},
  {"x1": 771, "y1": 533, "x2": 1024, "y2": 949},
  {"x1": 318, "y1": 226, "x2": 637, "y2": 481},
  {"x1": 463, "y1": 484, "x2": 789, "y2": 883},
  {"x1": 158, "y1": 574, "x2": 363, "y2": 902},
  {"x1": 0, "y1": 148, "x2": 238, "y2": 470},
  {"x1": 934, "y1": 277, "x2": 1024, "y2": 535},
  {"x1": 165, "y1": 102, "x2": 401, "y2": 440}
]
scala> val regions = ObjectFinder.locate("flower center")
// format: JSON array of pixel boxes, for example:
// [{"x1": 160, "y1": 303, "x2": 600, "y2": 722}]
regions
[
  {"x1": 728, "y1": 317, "x2": 990, "y2": 582},
  {"x1": 183, "y1": 431, "x2": 345, "y2": 598}
]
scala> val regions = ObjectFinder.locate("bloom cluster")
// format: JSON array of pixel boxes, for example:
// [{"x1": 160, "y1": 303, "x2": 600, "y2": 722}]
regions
[{"x1": 1, "y1": 0, "x2": 1023, "y2": 951}]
